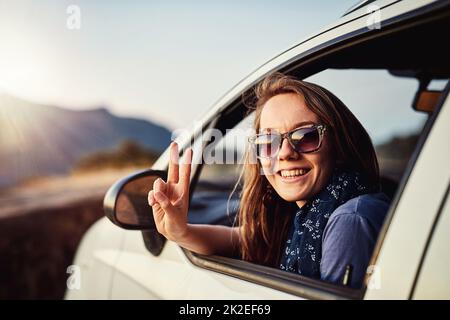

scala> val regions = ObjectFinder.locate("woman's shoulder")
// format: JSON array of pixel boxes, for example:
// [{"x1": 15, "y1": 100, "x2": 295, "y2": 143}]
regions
[
  {"x1": 330, "y1": 192, "x2": 390, "y2": 226},
  {"x1": 323, "y1": 193, "x2": 390, "y2": 248}
]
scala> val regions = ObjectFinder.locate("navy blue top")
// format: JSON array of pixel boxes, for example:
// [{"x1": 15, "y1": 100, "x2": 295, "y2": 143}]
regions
[{"x1": 320, "y1": 192, "x2": 389, "y2": 288}]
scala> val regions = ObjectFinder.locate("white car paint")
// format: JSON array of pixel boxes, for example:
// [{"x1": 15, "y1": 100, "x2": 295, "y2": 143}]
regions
[
  {"x1": 65, "y1": 218, "x2": 126, "y2": 299},
  {"x1": 109, "y1": 232, "x2": 298, "y2": 300}
]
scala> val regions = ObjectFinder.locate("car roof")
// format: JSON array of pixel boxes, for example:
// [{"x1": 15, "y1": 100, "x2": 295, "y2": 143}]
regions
[{"x1": 342, "y1": 0, "x2": 389, "y2": 17}]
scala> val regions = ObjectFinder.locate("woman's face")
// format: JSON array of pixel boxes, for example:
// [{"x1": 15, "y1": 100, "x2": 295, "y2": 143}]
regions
[{"x1": 259, "y1": 93, "x2": 335, "y2": 207}]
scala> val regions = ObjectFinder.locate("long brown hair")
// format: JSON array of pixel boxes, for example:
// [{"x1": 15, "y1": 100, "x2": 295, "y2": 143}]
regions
[{"x1": 236, "y1": 72, "x2": 380, "y2": 267}]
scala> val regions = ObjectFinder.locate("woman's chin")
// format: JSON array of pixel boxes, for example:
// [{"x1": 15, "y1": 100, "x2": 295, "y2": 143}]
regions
[{"x1": 277, "y1": 189, "x2": 310, "y2": 203}]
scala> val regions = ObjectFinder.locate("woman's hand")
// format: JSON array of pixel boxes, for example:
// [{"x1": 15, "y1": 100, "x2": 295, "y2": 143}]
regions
[{"x1": 147, "y1": 142, "x2": 193, "y2": 242}]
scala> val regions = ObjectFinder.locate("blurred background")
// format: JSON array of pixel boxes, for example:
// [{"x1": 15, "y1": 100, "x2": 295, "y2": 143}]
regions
[{"x1": 0, "y1": 0, "x2": 429, "y2": 299}]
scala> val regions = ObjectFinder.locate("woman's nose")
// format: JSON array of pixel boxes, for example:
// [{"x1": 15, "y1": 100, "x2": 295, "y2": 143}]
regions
[{"x1": 277, "y1": 138, "x2": 299, "y2": 161}]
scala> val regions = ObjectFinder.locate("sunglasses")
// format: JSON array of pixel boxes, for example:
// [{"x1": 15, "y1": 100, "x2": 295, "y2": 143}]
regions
[{"x1": 248, "y1": 124, "x2": 327, "y2": 159}]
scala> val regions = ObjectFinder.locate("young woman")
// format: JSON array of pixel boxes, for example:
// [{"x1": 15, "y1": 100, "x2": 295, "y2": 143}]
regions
[{"x1": 148, "y1": 72, "x2": 389, "y2": 289}]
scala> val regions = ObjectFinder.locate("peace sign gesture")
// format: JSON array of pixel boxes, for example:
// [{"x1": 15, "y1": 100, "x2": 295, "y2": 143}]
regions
[{"x1": 148, "y1": 142, "x2": 193, "y2": 242}]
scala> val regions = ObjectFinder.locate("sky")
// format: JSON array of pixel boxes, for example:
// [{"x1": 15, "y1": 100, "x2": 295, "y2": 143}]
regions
[
  {"x1": 0, "y1": 0, "x2": 356, "y2": 127},
  {"x1": 0, "y1": 0, "x2": 429, "y2": 144}
]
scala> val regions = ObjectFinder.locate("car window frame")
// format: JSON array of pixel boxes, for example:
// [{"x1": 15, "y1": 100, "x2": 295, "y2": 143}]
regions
[
  {"x1": 410, "y1": 182, "x2": 450, "y2": 299},
  {"x1": 407, "y1": 81, "x2": 450, "y2": 299}
]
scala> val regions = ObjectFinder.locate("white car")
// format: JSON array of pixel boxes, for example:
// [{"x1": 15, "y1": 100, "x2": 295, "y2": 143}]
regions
[{"x1": 66, "y1": 0, "x2": 450, "y2": 300}]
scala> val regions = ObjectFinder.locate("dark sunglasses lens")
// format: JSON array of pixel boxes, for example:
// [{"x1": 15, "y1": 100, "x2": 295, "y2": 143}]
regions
[
  {"x1": 291, "y1": 127, "x2": 320, "y2": 152},
  {"x1": 253, "y1": 134, "x2": 280, "y2": 158}
]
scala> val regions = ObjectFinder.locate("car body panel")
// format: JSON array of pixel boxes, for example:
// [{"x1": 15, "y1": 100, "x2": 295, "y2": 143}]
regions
[
  {"x1": 413, "y1": 187, "x2": 450, "y2": 299},
  {"x1": 110, "y1": 231, "x2": 298, "y2": 299},
  {"x1": 65, "y1": 218, "x2": 126, "y2": 299}
]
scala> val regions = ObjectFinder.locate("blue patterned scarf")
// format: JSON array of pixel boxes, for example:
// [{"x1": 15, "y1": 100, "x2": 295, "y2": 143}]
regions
[{"x1": 279, "y1": 169, "x2": 373, "y2": 279}]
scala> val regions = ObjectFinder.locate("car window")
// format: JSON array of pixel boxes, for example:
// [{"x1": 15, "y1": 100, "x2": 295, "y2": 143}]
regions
[
  {"x1": 192, "y1": 69, "x2": 430, "y2": 227},
  {"x1": 188, "y1": 115, "x2": 254, "y2": 226},
  {"x1": 306, "y1": 69, "x2": 429, "y2": 192},
  {"x1": 413, "y1": 186, "x2": 450, "y2": 299}
]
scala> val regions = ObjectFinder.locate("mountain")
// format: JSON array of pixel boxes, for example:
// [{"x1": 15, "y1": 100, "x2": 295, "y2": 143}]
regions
[{"x1": 0, "y1": 94, "x2": 172, "y2": 187}]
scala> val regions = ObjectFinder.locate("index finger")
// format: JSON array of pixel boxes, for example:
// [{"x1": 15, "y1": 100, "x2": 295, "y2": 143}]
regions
[{"x1": 167, "y1": 142, "x2": 179, "y2": 183}]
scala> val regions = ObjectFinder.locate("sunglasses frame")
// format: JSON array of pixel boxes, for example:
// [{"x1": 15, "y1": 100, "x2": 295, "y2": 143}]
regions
[{"x1": 248, "y1": 124, "x2": 327, "y2": 159}]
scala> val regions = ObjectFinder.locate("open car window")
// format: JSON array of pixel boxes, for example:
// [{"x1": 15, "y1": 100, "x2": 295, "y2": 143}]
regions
[
  {"x1": 191, "y1": 67, "x2": 434, "y2": 227},
  {"x1": 307, "y1": 69, "x2": 430, "y2": 199},
  {"x1": 188, "y1": 115, "x2": 253, "y2": 226}
]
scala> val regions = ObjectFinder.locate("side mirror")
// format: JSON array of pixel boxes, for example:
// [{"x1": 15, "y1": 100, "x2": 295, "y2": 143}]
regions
[{"x1": 104, "y1": 169, "x2": 167, "y2": 230}]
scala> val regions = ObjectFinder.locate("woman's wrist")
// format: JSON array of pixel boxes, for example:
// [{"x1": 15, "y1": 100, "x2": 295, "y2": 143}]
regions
[
  {"x1": 176, "y1": 223, "x2": 193, "y2": 244},
  {"x1": 175, "y1": 224, "x2": 217, "y2": 256}
]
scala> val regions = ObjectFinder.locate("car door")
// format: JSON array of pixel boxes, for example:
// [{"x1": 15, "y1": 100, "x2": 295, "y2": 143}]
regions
[{"x1": 107, "y1": 1, "x2": 450, "y2": 299}]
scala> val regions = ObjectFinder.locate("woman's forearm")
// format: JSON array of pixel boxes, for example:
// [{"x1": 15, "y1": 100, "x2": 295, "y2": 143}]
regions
[{"x1": 176, "y1": 224, "x2": 240, "y2": 257}]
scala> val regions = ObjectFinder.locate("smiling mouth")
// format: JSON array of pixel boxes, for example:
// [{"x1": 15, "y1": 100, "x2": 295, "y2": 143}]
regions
[{"x1": 277, "y1": 168, "x2": 311, "y2": 179}]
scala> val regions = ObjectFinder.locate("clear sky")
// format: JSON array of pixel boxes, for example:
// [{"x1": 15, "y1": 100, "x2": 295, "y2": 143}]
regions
[
  {"x1": 0, "y1": 0, "x2": 429, "y2": 144},
  {"x1": 0, "y1": 1, "x2": 356, "y2": 127}
]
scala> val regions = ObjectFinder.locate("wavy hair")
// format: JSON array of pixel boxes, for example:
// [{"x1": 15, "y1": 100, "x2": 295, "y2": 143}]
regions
[{"x1": 236, "y1": 72, "x2": 380, "y2": 267}]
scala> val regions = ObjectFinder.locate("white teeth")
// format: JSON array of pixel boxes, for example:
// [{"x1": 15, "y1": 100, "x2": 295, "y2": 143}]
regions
[{"x1": 280, "y1": 169, "x2": 308, "y2": 177}]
